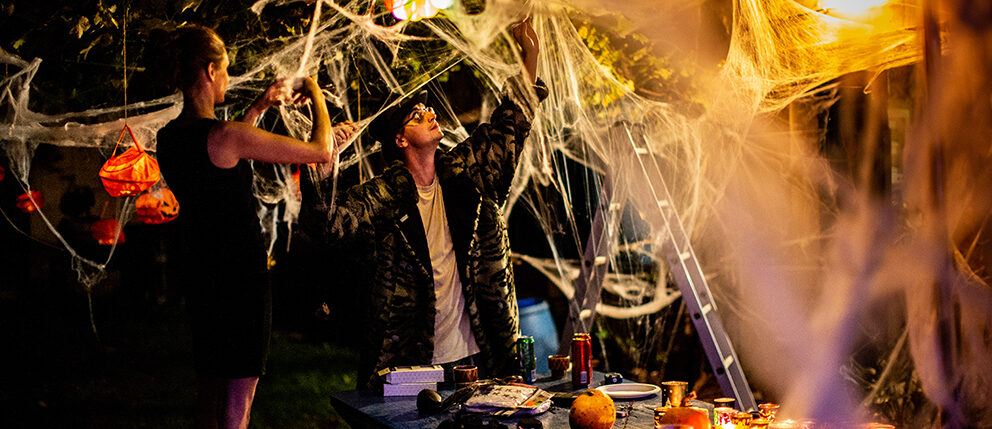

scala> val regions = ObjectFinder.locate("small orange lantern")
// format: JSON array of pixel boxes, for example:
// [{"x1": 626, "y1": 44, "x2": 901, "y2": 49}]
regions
[
  {"x1": 135, "y1": 188, "x2": 180, "y2": 224},
  {"x1": 292, "y1": 168, "x2": 302, "y2": 200},
  {"x1": 15, "y1": 190, "x2": 44, "y2": 213},
  {"x1": 99, "y1": 125, "x2": 160, "y2": 197},
  {"x1": 91, "y1": 218, "x2": 125, "y2": 245},
  {"x1": 0, "y1": 165, "x2": 6, "y2": 183}
]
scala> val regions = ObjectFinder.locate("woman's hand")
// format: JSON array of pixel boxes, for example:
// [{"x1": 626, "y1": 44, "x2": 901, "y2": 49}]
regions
[
  {"x1": 242, "y1": 77, "x2": 307, "y2": 125},
  {"x1": 263, "y1": 78, "x2": 299, "y2": 108}
]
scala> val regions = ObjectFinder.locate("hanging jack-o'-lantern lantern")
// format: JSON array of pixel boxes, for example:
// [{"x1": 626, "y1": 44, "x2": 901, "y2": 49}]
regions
[
  {"x1": 135, "y1": 188, "x2": 180, "y2": 224},
  {"x1": 15, "y1": 190, "x2": 44, "y2": 213},
  {"x1": 99, "y1": 125, "x2": 160, "y2": 197},
  {"x1": 91, "y1": 218, "x2": 125, "y2": 245},
  {"x1": 292, "y1": 168, "x2": 302, "y2": 200}
]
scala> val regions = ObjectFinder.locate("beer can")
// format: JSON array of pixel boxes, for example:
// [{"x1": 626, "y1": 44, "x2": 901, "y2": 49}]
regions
[
  {"x1": 571, "y1": 333, "x2": 592, "y2": 388},
  {"x1": 517, "y1": 336, "x2": 537, "y2": 384}
]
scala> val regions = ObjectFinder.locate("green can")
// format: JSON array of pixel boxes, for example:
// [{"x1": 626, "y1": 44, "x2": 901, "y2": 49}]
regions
[{"x1": 516, "y1": 336, "x2": 536, "y2": 384}]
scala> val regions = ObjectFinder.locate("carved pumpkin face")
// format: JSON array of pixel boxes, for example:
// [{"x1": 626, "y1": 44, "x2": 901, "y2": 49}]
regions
[
  {"x1": 99, "y1": 125, "x2": 160, "y2": 197},
  {"x1": 15, "y1": 190, "x2": 44, "y2": 213},
  {"x1": 91, "y1": 218, "x2": 125, "y2": 245},
  {"x1": 135, "y1": 188, "x2": 180, "y2": 224}
]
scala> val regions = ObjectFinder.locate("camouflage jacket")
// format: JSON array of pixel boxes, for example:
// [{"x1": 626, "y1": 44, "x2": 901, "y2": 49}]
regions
[{"x1": 301, "y1": 83, "x2": 546, "y2": 386}]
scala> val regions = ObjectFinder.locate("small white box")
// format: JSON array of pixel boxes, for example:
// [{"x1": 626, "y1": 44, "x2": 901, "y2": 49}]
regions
[
  {"x1": 383, "y1": 381, "x2": 437, "y2": 396},
  {"x1": 378, "y1": 365, "x2": 445, "y2": 384}
]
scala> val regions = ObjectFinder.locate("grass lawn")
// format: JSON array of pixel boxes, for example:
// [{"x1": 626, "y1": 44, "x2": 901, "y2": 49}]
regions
[{"x1": 0, "y1": 291, "x2": 358, "y2": 429}]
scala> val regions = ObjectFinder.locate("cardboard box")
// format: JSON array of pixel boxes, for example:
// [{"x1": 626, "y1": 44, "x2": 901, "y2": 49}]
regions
[
  {"x1": 383, "y1": 381, "x2": 437, "y2": 397},
  {"x1": 377, "y1": 365, "x2": 444, "y2": 384}
]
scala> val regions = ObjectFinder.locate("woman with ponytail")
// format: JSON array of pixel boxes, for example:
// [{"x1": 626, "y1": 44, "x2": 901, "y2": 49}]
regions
[{"x1": 154, "y1": 25, "x2": 352, "y2": 429}]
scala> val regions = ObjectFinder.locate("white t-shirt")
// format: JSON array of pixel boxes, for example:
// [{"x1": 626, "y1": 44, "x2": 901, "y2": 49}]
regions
[{"x1": 417, "y1": 176, "x2": 480, "y2": 364}]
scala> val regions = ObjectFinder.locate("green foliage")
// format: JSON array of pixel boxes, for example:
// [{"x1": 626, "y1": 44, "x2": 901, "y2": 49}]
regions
[
  {"x1": 1, "y1": 0, "x2": 318, "y2": 113},
  {"x1": 1, "y1": 1, "x2": 696, "y2": 118},
  {"x1": 570, "y1": 12, "x2": 700, "y2": 105}
]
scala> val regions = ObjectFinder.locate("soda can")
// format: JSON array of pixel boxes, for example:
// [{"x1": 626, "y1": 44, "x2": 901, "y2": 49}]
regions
[
  {"x1": 571, "y1": 333, "x2": 592, "y2": 388},
  {"x1": 517, "y1": 336, "x2": 537, "y2": 384}
]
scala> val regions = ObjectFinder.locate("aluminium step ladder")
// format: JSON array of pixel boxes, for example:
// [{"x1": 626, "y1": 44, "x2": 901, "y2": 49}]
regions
[{"x1": 558, "y1": 122, "x2": 757, "y2": 411}]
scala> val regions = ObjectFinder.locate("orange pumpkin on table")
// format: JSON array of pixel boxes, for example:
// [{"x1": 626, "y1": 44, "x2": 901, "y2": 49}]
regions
[
  {"x1": 136, "y1": 188, "x2": 180, "y2": 224},
  {"x1": 569, "y1": 389, "x2": 616, "y2": 429},
  {"x1": 99, "y1": 125, "x2": 160, "y2": 197}
]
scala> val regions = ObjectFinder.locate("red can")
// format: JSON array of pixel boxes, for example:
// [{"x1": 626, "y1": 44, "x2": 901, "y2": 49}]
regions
[{"x1": 571, "y1": 333, "x2": 592, "y2": 388}]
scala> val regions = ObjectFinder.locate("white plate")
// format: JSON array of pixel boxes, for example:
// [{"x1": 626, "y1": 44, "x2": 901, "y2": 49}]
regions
[{"x1": 596, "y1": 383, "x2": 661, "y2": 399}]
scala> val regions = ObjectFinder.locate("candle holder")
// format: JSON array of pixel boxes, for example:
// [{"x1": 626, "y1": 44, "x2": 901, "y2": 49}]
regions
[
  {"x1": 758, "y1": 403, "x2": 780, "y2": 422},
  {"x1": 714, "y1": 407, "x2": 736, "y2": 426},
  {"x1": 751, "y1": 418, "x2": 771, "y2": 429},
  {"x1": 661, "y1": 381, "x2": 688, "y2": 407},
  {"x1": 453, "y1": 365, "x2": 478, "y2": 389},
  {"x1": 713, "y1": 397, "x2": 735, "y2": 409},
  {"x1": 547, "y1": 354, "x2": 570, "y2": 379},
  {"x1": 730, "y1": 411, "x2": 752, "y2": 427}
]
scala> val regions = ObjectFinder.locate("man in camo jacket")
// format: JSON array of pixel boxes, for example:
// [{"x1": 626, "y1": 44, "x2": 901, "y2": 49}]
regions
[{"x1": 300, "y1": 20, "x2": 545, "y2": 387}]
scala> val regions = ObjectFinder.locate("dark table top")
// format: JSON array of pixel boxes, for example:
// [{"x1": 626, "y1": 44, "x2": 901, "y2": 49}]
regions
[{"x1": 330, "y1": 372, "x2": 711, "y2": 429}]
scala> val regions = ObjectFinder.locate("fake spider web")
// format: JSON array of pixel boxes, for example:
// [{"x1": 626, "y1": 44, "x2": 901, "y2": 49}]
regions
[{"x1": 3, "y1": 0, "x2": 992, "y2": 425}]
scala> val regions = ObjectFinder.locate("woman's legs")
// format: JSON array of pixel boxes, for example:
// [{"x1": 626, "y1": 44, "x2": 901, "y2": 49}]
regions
[
  {"x1": 223, "y1": 376, "x2": 258, "y2": 429},
  {"x1": 195, "y1": 375, "x2": 260, "y2": 429}
]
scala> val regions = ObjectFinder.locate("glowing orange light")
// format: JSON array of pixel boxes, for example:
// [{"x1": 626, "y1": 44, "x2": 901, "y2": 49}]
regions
[
  {"x1": 0, "y1": 165, "x2": 6, "y2": 183},
  {"x1": 819, "y1": 0, "x2": 887, "y2": 18},
  {"x1": 15, "y1": 190, "x2": 44, "y2": 213},
  {"x1": 99, "y1": 125, "x2": 161, "y2": 197},
  {"x1": 385, "y1": 0, "x2": 453, "y2": 22},
  {"x1": 135, "y1": 188, "x2": 180, "y2": 224},
  {"x1": 291, "y1": 168, "x2": 302, "y2": 200},
  {"x1": 91, "y1": 219, "x2": 125, "y2": 245}
]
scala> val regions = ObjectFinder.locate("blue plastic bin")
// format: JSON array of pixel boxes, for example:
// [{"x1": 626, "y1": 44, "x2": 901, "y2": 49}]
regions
[{"x1": 517, "y1": 298, "x2": 559, "y2": 375}]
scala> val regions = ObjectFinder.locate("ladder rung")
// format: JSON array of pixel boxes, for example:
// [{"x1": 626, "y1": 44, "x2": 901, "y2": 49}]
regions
[
  {"x1": 609, "y1": 202, "x2": 621, "y2": 211},
  {"x1": 657, "y1": 199, "x2": 671, "y2": 208},
  {"x1": 634, "y1": 147, "x2": 649, "y2": 155},
  {"x1": 701, "y1": 303, "x2": 712, "y2": 315},
  {"x1": 723, "y1": 355, "x2": 735, "y2": 369},
  {"x1": 680, "y1": 251, "x2": 691, "y2": 261},
  {"x1": 594, "y1": 256, "x2": 607, "y2": 265}
]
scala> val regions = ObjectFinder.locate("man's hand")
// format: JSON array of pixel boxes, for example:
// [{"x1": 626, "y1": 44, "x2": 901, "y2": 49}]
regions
[
  {"x1": 512, "y1": 18, "x2": 538, "y2": 55},
  {"x1": 332, "y1": 121, "x2": 358, "y2": 151},
  {"x1": 511, "y1": 18, "x2": 539, "y2": 84},
  {"x1": 310, "y1": 121, "x2": 358, "y2": 180}
]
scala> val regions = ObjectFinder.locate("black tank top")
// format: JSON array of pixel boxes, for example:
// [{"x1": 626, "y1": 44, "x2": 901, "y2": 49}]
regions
[{"x1": 156, "y1": 118, "x2": 267, "y2": 274}]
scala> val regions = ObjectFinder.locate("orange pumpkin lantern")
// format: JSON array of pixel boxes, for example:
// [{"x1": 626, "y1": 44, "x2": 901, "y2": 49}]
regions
[
  {"x1": 15, "y1": 190, "x2": 44, "y2": 213},
  {"x1": 99, "y1": 125, "x2": 160, "y2": 197},
  {"x1": 135, "y1": 188, "x2": 180, "y2": 224},
  {"x1": 91, "y1": 218, "x2": 125, "y2": 245},
  {"x1": 0, "y1": 165, "x2": 6, "y2": 183},
  {"x1": 292, "y1": 168, "x2": 302, "y2": 200}
]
